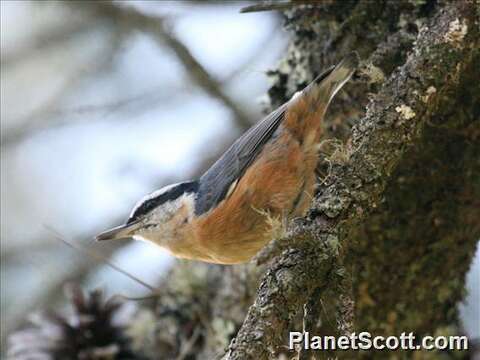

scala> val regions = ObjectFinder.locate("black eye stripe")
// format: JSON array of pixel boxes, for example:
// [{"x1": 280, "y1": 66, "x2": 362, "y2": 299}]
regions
[{"x1": 127, "y1": 181, "x2": 198, "y2": 224}]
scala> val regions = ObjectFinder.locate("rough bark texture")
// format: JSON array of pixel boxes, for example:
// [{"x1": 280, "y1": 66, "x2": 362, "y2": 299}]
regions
[{"x1": 122, "y1": 1, "x2": 479, "y2": 359}]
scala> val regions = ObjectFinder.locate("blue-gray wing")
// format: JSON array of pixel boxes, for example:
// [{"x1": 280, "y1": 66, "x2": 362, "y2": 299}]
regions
[
  {"x1": 194, "y1": 63, "x2": 342, "y2": 216},
  {"x1": 195, "y1": 104, "x2": 287, "y2": 215}
]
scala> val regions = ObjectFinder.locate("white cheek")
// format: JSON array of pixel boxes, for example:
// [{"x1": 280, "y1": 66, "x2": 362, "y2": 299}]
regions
[
  {"x1": 133, "y1": 235, "x2": 150, "y2": 242},
  {"x1": 133, "y1": 194, "x2": 196, "y2": 247}
]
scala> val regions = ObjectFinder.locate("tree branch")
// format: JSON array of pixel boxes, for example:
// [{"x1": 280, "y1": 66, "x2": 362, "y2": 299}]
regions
[
  {"x1": 1, "y1": 35, "x2": 123, "y2": 148},
  {"x1": 88, "y1": 2, "x2": 254, "y2": 132},
  {"x1": 226, "y1": 2, "x2": 478, "y2": 358},
  {"x1": 240, "y1": 1, "x2": 299, "y2": 14}
]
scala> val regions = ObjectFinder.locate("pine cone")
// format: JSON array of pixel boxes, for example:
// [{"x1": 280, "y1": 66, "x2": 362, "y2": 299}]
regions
[{"x1": 7, "y1": 284, "x2": 145, "y2": 360}]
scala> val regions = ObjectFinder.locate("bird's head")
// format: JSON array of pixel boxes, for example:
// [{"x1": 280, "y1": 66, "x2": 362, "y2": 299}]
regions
[{"x1": 96, "y1": 181, "x2": 199, "y2": 249}]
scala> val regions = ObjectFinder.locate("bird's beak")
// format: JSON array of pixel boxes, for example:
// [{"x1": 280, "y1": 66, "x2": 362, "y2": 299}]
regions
[{"x1": 95, "y1": 220, "x2": 140, "y2": 241}]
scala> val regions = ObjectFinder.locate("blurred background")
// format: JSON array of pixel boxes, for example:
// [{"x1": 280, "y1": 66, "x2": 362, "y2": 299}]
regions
[
  {"x1": 1, "y1": 0, "x2": 478, "y2": 352},
  {"x1": 1, "y1": 0, "x2": 286, "y2": 346}
]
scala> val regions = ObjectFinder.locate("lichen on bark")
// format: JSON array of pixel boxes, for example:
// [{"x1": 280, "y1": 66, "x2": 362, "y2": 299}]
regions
[
  {"x1": 123, "y1": 1, "x2": 479, "y2": 359},
  {"x1": 227, "y1": 1, "x2": 480, "y2": 359}
]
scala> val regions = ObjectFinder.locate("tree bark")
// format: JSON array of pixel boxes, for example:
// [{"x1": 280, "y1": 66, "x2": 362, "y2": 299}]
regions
[{"x1": 124, "y1": 1, "x2": 479, "y2": 359}]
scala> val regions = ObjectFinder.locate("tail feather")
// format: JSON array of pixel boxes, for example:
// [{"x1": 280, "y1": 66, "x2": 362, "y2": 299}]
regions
[{"x1": 308, "y1": 52, "x2": 359, "y2": 106}]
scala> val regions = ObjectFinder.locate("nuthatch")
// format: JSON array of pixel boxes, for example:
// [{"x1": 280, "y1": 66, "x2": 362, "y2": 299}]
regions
[{"x1": 96, "y1": 53, "x2": 358, "y2": 264}]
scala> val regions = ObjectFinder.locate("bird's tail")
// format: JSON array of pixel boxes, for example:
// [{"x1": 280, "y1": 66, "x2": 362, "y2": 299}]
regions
[{"x1": 306, "y1": 52, "x2": 359, "y2": 107}]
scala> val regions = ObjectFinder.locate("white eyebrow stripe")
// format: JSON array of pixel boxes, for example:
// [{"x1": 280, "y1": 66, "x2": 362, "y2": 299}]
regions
[{"x1": 129, "y1": 182, "x2": 185, "y2": 219}]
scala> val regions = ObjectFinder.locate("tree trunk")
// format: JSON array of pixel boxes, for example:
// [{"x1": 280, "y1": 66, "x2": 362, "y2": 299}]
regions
[{"x1": 126, "y1": 1, "x2": 479, "y2": 359}]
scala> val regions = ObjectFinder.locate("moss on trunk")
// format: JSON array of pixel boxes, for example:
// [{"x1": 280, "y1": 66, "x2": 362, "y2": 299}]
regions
[{"x1": 121, "y1": 1, "x2": 480, "y2": 359}]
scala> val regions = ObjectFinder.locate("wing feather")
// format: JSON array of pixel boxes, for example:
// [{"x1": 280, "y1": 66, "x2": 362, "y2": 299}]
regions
[
  {"x1": 195, "y1": 104, "x2": 287, "y2": 215},
  {"x1": 194, "y1": 54, "x2": 356, "y2": 216}
]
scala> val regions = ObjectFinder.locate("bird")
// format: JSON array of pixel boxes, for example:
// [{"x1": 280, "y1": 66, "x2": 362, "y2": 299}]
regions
[{"x1": 96, "y1": 53, "x2": 359, "y2": 264}]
